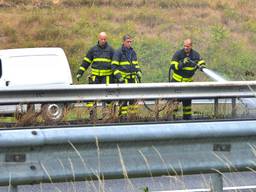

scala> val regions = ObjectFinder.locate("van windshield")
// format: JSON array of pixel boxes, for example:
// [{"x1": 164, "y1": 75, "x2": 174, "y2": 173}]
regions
[{"x1": 0, "y1": 59, "x2": 2, "y2": 79}]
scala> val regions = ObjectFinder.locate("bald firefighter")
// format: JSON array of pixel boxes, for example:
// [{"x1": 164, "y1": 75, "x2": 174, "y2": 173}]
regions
[
  {"x1": 76, "y1": 32, "x2": 114, "y2": 118},
  {"x1": 170, "y1": 38, "x2": 206, "y2": 120}
]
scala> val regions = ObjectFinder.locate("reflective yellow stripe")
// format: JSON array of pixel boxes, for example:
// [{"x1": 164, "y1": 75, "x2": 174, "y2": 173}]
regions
[
  {"x1": 85, "y1": 102, "x2": 94, "y2": 107},
  {"x1": 198, "y1": 60, "x2": 205, "y2": 65},
  {"x1": 171, "y1": 61, "x2": 179, "y2": 70},
  {"x1": 114, "y1": 70, "x2": 121, "y2": 76},
  {"x1": 83, "y1": 57, "x2": 92, "y2": 63},
  {"x1": 172, "y1": 72, "x2": 193, "y2": 82},
  {"x1": 79, "y1": 66, "x2": 86, "y2": 71},
  {"x1": 120, "y1": 61, "x2": 130, "y2": 65},
  {"x1": 183, "y1": 106, "x2": 191, "y2": 110},
  {"x1": 112, "y1": 61, "x2": 119, "y2": 65},
  {"x1": 118, "y1": 71, "x2": 137, "y2": 79},
  {"x1": 132, "y1": 61, "x2": 138, "y2": 64},
  {"x1": 121, "y1": 106, "x2": 128, "y2": 110},
  {"x1": 93, "y1": 58, "x2": 111, "y2": 63},
  {"x1": 106, "y1": 76, "x2": 110, "y2": 85},
  {"x1": 126, "y1": 75, "x2": 137, "y2": 79},
  {"x1": 183, "y1": 67, "x2": 196, "y2": 71},
  {"x1": 91, "y1": 69, "x2": 112, "y2": 76},
  {"x1": 92, "y1": 75, "x2": 96, "y2": 82},
  {"x1": 121, "y1": 111, "x2": 128, "y2": 115}
]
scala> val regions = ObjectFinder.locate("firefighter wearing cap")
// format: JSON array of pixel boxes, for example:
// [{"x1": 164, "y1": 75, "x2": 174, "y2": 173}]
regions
[
  {"x1": 170, "y1": 38, "x2": 206, "y2": 120},
  {"x1": 111, "y1": 34, "x2": 142, "y2": 119}
]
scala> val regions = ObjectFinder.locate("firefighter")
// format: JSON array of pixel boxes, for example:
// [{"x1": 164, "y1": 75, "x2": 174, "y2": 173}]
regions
[
  {"x1": 76, "y1": 32, "x2": 114, "y2": 118},
  {"x1": 111, "y1": 34, "x2": 142, "y2": 120},
  {"x1": 170, "y1": 38, "x2": 206, "y2": 120}
]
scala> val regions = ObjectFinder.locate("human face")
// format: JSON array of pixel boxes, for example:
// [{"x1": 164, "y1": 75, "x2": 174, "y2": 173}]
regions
[
  {"x1": 98, "y1": 35, "x2": 107, "y2": 46},
  {"x1": 123, "y1": 38, "x2": 132, "y2": 49},
  {"x1": 184, "y1": 41, "x2": 192, "y2": 54}
]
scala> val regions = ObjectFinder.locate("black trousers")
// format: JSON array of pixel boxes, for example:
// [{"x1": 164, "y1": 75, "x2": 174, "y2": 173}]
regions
[
  {"x1": 171, "y1": 79, "x2": 192, "y2": 120},
  {"x1": 118, "y1": 78, "x2": 137, "y2": 117}
]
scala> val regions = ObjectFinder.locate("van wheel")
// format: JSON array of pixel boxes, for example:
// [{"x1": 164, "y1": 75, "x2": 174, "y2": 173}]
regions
[{"x1": 41, "y1": 103, "x2": 65, "y2": 123}]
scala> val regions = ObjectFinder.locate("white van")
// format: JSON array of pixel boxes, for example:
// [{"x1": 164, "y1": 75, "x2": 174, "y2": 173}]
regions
[{"x1": 0, "y1": 47, "x2": 73, "y2": 122}]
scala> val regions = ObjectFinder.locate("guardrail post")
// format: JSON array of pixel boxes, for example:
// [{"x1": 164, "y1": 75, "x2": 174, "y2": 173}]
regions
[
  {"x1": 9, "y1": 185, "x2": 18, "y2": 192},
  {"x1": 214, "y1": 98, "x2": 219, "y2": 118},
  {"x1": 231, "y1": 98, "x2": 236, "y2": 118},
  {"x1": 210, "y1": 173, "x2": 223, "y2": 192}
]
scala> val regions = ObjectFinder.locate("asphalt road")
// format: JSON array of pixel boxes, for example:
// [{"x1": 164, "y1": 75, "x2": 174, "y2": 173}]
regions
[{"x1": 0, "y1": 171, "x2": 255, "y2": 192}]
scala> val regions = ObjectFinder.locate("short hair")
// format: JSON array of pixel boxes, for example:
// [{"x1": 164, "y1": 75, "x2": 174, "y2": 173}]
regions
[{"x1": 123, "y1": 34, "x2": 132, "y2": 41}]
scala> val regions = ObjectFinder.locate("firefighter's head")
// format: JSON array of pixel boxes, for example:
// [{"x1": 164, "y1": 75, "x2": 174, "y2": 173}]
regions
[
  {"x1": 98, "y1": 32, "x2": 107, "y2": 47},
  {"x1": 183, "y1": 38, "x2": 192, "y2": 54},
  {"x1": 123, "y1": 34, "x2": 132, "y2": 49}
]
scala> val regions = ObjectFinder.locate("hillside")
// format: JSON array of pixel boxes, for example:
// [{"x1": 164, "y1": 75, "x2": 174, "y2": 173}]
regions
[{"x1": 0, "y1": 0, "x2": 256, "y2": 83}]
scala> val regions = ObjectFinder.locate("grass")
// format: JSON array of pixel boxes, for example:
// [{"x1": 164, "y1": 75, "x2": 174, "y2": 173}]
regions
[
  {"x1": 0, "y1": 98, "x2": 248, "y2": 127},
  {"x1": 0, "y1": 1, "x2": 256, "y2": 83}
]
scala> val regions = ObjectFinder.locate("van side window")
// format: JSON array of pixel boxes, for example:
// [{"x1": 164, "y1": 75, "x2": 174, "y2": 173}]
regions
[{"x1": 0, "y1": 59, "x2": 2, "y2": 78}]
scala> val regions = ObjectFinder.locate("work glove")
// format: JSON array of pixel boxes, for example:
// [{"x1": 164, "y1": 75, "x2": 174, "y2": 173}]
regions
[
  {"x1": 114, "y1": 73, "x2": 124, "y2": 83},
  {"x1": 76, "y1": 70, "x2": 83, "y2": 81},
  {"x1": 118, "y1": 77, "x2": 125, "y2": 83},
  {"x1": 197, "y1": 64, "x2": 206, "y2": 71}
]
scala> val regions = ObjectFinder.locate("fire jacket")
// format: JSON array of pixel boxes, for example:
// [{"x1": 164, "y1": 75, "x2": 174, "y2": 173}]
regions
[
  {"x1": 111, "y1": 45, "x2": 141, "y2": 81},
  {"x1": 78, "y1": 42, "x2": 114, "y2": 76},
  {"x1": 170, "y1": 48, "x2": 205, "y2": 82}
]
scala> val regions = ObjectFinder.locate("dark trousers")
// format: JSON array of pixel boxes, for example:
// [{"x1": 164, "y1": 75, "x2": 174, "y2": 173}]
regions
[
  {"x1": 171, "y1": 79, "x2": 192, "y2": 120},
  {"x1": 118, "y1": 78, "x2": 137, "y2": 118},
  {"x1": 86, "y1": 75, "x2": 114, "y2": 119}
]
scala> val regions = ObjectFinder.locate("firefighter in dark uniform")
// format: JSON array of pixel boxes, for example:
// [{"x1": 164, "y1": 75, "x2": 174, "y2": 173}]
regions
[
  {"x1": 111, "y1": 34, "x2": 142, "y2": 119},
  {"x1": 170, "y1": 38, "x2": 206, "y2": 120},
  {"x1": 76, "y1": 32, "x2": 114, "y2": 118}
]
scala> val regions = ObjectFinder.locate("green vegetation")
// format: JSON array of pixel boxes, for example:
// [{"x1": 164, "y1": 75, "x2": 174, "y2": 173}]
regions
[{"x1": 1, "y1": 0, "x2": 256, "y2": 83}]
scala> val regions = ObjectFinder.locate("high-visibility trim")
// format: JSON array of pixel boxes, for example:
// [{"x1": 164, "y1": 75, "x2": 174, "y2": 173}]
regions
[
  {"x1": 198, "y1": 60, "x2": 205, "y2": 65},
  {"x1": 111, "y1": 61, "x2": 119, "y2": 65},
  {"x1": 92, "y1": 75, "x2": 96, "y2": 82},
  {"x1": 114, "y1": 70, "x2": 122, "y2": 76},
  {"x1": 132, "y1": 61, "x2": 138, "y2": 64},
  {"x1": 106, "y1": 76, "x2": 110, "y2": 85},
  {"x1": 121, "y1": 111, "x2": 128, "y2": 115},
  {"x1": 121, "y1": 106, "x2": 128, "y2": 110},
  {"x1": 85, "y1": 102, "x2": 94, "y2": 107},
  {"x1": 83, "y1": 57, "x2": 92, "y2": 63},
  {"x1": 135, "y1": 65, "x2": 140, "y2": 69},
  {"x1": 120, "y1": 61, "x2": 130, "y2": 65},
  {"x1": 171, "y1": 61, "x2": 179, "y2": 70},
  {"x1": 172, "y1": 72, "x2": 193, "y2": 82},
  {"x1": 91, "y1": 69, "x2": 112, "y2": 76},
  {"x1": 79, "y1": 66, "x2": 86, "y2": 71},
  {"x1": 183, "y1": 106, "x2": 192, "y2": 110},
  {"x1": 118, "y1": 71, "x2": 137, "y2": 79},
  {"x1": 93, "y1": 58, "x2": 111, "y2": 63},
  {"x1": 183, "y1": 67, "x2": 196, "y2": 71},
  {"x1": 183, "y1": 111, "x2": 192, "y2": 115}
]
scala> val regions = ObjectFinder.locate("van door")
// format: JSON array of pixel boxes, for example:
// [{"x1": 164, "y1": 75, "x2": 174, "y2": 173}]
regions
[{"x1": 0, "y1": 58, "x2": 8, "y2": 87}]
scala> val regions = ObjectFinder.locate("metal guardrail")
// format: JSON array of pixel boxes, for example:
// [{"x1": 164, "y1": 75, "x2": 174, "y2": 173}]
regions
[
  {"x1": 1, "y1": 120, "x2": 256, "y2": 191},
  {"x1": 0, "y1": 81, "x2": 256, "y2": 104},
  {"x1": 1, "y1": 81, "x2": 256, "y2": 191}
]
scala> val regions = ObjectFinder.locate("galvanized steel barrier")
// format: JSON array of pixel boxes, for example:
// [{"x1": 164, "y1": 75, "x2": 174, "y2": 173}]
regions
[
  {"x1": 0, "y1": 81, "x2": 256, "y2": 104},
  {"x1": 1, "y1": 120, "x2": 256, "y2": 191},
  {"x1": 0, "y1": 81, "x2": 256, "y2": 191}
]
